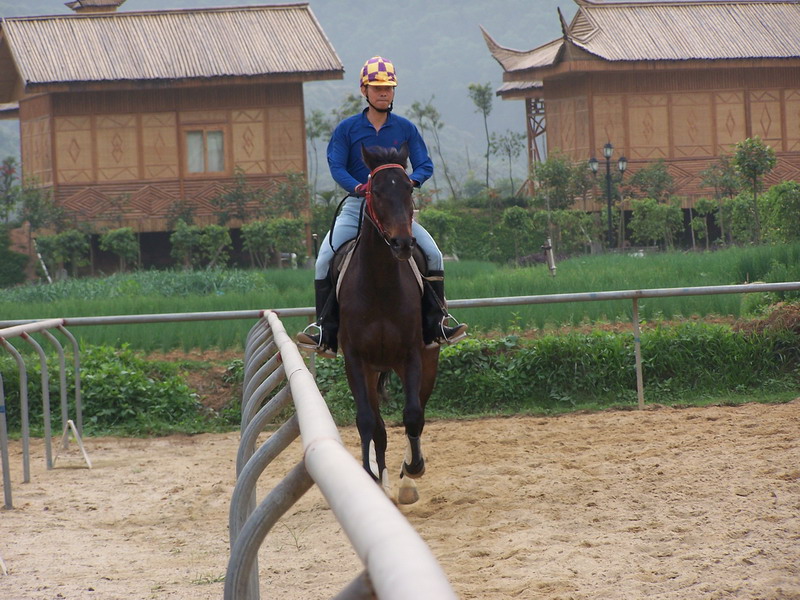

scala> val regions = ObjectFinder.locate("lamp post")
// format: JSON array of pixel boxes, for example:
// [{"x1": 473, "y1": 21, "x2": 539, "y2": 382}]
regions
[{"x1": 589, "y1": 143, "x2": 627, "y2": 249}]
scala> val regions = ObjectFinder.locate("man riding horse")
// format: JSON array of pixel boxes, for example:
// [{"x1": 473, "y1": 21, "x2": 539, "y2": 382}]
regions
[{"x1": 297, "y1": 56, "x2": 467, "y2": 357}]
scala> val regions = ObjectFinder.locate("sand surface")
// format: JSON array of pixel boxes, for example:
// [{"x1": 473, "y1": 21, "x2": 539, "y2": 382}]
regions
[{"x1": 1, "y1": 400, "x2": 799, "y2": 599}]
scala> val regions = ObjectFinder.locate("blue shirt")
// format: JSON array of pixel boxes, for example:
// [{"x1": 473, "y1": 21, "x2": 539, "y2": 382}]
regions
[{"x1": 327, "y1": 108, "x2": 434, "y2": 195}]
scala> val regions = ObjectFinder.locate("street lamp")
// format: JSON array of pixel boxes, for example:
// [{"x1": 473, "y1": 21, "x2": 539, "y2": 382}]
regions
[{"x1": 589, "y1": 143, "x2": 627, "y2": 249}]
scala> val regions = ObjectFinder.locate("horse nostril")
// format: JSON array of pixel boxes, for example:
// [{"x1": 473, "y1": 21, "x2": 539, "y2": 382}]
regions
[{"x1": 389, "y1": 237, "x2": 414, "y2": 255}]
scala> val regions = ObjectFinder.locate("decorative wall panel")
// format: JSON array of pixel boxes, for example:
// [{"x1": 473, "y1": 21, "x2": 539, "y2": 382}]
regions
[
  {"x1": 97, "y1": 114, "x2": 139, "y2": 181},
  {"x1": 20, "y1": 116, "x2": 53, "y2": 185},
  {"x1": 713, "y1": 91, "x2": 746, "y2": 152},
  {"x1": 232, "y1": 109, "x2": 267, "y2": 174},
  {"x1": 142, "y1": 113, "x2": 179, "y2": 179},
  {"x1": 784, "y1": 89, "x2": 800, "y2": 152},
  {"x1": 54, "y1": 116, "x2": 93, "y2": 184},
  {"x1": 592, "y1": 95, "x2": 625, "y2": 158},
  {"x1": 267, "y1": 106, "x2": 303, "y2": 173},
  {"x1": 749, "y1": 90, "x2": 783, "y2": 148},
  {"x1": 627, "y1": 94, "x2": 668, "y2": 160},
  {"x1": 671, "y1": 92, "x2": 713, "y2": 158}
]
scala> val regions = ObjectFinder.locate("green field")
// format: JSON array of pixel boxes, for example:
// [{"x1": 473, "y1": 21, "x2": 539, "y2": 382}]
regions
[{"x1": 1, "y1": 244, "x2": 799, "y2": 352}]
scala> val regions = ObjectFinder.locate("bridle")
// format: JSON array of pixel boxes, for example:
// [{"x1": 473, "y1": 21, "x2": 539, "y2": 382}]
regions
[{"x1": 363, "y1": 163, "x2": 413, "y2": 241}]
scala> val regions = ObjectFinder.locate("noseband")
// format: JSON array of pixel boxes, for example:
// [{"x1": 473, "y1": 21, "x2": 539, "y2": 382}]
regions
[{"x1": 363, "y1": 163, "x2": 413, "y2": 241}]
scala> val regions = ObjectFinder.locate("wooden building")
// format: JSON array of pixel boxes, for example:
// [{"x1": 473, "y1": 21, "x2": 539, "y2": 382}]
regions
[
  {"x1": 483, "y1": 0, "x2": 800, "y2": 206},
  {"x1": 0, "y1": 1, "x2": 343, "y2": 264}
]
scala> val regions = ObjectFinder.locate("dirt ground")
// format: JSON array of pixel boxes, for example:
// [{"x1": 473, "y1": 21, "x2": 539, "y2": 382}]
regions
[{"x1": 1, "y1": 399, "x2": 799, "y2": 600}]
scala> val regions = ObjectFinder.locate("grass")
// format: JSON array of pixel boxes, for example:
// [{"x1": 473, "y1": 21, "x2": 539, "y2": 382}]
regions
[{"x1": 1, "y1": 244, "x2": 799, "y2": 352}]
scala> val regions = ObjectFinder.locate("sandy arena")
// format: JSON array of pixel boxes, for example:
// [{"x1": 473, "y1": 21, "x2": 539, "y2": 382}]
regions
[{"x1": 1, "y1": 400, "x2": 799, "y2": 599}]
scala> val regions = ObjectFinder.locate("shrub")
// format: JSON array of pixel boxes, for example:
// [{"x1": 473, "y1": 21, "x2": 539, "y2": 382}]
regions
[
  {"x1": 0, "y1": 225, "x2": 28, "y2": 287},
  {"x1": 1, "y1": 344, "x2": 203, "y2": 435}
]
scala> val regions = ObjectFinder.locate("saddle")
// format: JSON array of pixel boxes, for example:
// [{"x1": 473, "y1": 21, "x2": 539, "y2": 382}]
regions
[{"x1": 332, "y1": 238, "x2": 426, "y2": 299}]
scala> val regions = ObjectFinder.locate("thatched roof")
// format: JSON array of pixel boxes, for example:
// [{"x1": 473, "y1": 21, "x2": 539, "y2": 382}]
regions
[
  {"x1": 484, "y1": 0, "x2": 800, "y2": 79},
  {"x1": 0, "y1": 3, "x2": 343, "y2": 100}
]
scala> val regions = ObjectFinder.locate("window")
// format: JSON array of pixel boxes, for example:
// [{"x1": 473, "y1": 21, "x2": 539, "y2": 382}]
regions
[{"x1": 185, "y1": 129, "x2": 225, "y2": 174}]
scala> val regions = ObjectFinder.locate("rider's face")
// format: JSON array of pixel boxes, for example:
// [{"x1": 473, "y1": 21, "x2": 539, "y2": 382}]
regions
[{"x1": 362, "y1": 85, "x2": 395, "y2": 109}]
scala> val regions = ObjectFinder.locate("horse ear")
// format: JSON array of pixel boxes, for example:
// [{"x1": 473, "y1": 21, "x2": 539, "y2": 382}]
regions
[
  {"x1": 361, "y1": 144, "x2": 377, "y2": 171},
  {"x1": 398, "y1": 142, "x2": 409, "y2": 167}
]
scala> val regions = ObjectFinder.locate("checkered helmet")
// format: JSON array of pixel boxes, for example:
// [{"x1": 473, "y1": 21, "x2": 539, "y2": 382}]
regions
[{"x1": 360, "y1": 56, "x2": 398, "y2": 87}]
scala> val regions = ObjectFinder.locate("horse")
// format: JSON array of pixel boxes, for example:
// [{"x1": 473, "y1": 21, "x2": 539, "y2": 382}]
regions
[{"x1": 336, "y1": 143, "x2": 440, "y2": 505}]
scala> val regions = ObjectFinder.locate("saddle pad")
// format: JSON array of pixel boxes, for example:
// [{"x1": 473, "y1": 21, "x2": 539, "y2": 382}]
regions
[{"x1": 334, "y1": 241, "x2": 424, "y2": 299}]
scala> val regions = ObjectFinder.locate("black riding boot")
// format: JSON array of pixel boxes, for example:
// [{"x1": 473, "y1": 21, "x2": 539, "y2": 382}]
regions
[
  {"x1": 421, "y1": 270, "x2": 468, "y2": 347},
  {"x1": 296, "y1": 278, "x2": 339, "y2": 358}
]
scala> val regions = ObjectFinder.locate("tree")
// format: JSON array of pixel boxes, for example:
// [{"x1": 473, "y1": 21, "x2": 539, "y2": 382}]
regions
[
  {"x1": 690, "y1": 197, "x2": 718, "y2": 250},
  {"x1": 629, "y1": 197, "x2": 683, "y2": 249},
  {"x1": 36, "y1": 229, "x2": 90, "y2": 277},
  {"x1": 627, "y1": 160, "x2": 675, "y2": 203},
  {"x1": 170, "y1": 219, "x2": 202, "y2": 269},
  {"x1": 407, "y1": 98, "x2": 459, "y2": 200},
  {"x1": 268, "y1": 218, "x2": 305, "y2": 268},
  {"x1": 210, "y1": 168, "x2": 264, "y2": 226},
  {"x1": 264, "y1": 172, "x2": 309, "y2": 220},
  {"x1": 467, "y1": 82, "x2": 493, "y2": 189},
  {"x1": 732, "y1": 137, "x2": 777, "y2": 243},
  {"x1": 165, "y1": 197, "x2": 197, "y2": 230},
  {"x1": 490, "y1": 130, "x2": 526, "y2": 194},
  {"x1": 19, "y1": 181, "x2": 63, "y2": 255},
  {"x1": 699, "y1": 153, "x2": 740, "y2": 245},
  {"x1": 501, "y1": 206, "x2": 533, "y2": 264},
  {"x1": 241, "y1": 220, "x2": 272, "y2": 268},
  {"x1": 306, "y1": 109, "x2": 333, "y2": 199},
  {"x1": 198, "y1": 224, "x2": 232, "y2": 269},
  {"x1": 760, "y1": 181, "x2": 800, "y2": 244},
  {"x1": 99, "y1": 227, "x2": 139, "y2": 271},
  {"x1": 534, "y1": 153, "x2": 574, "y2": 211},
  {"x1": 417, "y1": 207, "x2": 459, "y2": 257},
  {"x1": 0, "y1": 156, "x2": 20, "y2": 225}
]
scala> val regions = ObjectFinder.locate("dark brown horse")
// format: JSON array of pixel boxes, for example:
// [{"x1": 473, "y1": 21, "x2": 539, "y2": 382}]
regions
[{"x1": 337, "y1": 144, "x2": 439, "y2": 504}]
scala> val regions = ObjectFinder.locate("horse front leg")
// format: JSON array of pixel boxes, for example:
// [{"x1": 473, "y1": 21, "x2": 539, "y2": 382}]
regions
[
  {"x1": 346, "y1": 362, "x2": 387, "y2": 485},
  {"x1": 396, "y1": 362, "x2": 425, "y2": 505}
]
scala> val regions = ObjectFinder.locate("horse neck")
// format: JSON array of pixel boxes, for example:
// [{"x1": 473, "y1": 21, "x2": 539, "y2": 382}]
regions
[{"x1": 354, "y1": 221, "x2": 406, "y2": 283}]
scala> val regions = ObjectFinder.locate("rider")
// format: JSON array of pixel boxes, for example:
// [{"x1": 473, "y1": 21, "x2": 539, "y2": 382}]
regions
[{"x1": 296, "y1": 56, "x2": 467, "y2": 358}]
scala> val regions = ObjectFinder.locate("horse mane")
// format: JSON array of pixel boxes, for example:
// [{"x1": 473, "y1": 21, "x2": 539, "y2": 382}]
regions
[{"x1": 362, "y1": 144, "x2": 409, "y2": 169}]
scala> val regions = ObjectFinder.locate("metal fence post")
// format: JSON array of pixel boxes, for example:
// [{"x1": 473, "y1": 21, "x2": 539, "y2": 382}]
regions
[{"x1": 631, "y1": 298, "x2": 645, "y2": 409}]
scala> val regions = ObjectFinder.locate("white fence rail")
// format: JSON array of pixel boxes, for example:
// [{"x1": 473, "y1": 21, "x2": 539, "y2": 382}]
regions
[{"x1": 226, "y1": 311, "x2": 456, "y2": 599}]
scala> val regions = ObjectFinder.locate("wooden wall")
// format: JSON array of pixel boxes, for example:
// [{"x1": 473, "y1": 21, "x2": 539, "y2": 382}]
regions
[
  {"x1": 542, "y1": 67, "x2": 800, "y2": 203},
  {"x1": 18, "y1": 83, "x2": 307, "y2": 232}
]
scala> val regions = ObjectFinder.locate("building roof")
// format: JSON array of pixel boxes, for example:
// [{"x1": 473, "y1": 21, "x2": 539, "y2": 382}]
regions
[
  {"x1": 484, "y1": 0, "x2": 800, "y2": 79},
  {"x1": 0, "y1": 3, "x2": 343, "y2": 99}
]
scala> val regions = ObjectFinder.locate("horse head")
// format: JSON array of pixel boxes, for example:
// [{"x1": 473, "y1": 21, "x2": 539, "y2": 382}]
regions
[{"x1": 361, "y1": 143, "x2": 416, "y2": 261}]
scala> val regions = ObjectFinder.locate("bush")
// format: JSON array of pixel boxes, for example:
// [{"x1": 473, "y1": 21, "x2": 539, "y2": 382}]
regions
[
  {"x1": 0, "y1": 225, "x2": 28, "y2": 287},
  {"x1": 303, "y1": 318, "x2": 800, "y2": 421},
  {"x1": 1, "y1": 344, "x2": 203, "y2": 436}
]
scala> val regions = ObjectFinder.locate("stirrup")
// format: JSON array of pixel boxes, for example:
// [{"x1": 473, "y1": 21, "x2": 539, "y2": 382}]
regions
[
  {"x1": 296, "y1": 324, "x2": 337, "y2": 359},
  {"x1": 425, "y1": 315, "x2": 468, "y2": 348}
]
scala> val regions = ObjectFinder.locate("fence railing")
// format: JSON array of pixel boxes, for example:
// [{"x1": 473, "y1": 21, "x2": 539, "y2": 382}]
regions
[{"x1": 226, "y1": 310, "x2": 456, "y2": 599}]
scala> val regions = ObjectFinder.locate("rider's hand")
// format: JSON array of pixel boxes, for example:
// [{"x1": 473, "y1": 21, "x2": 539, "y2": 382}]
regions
[{"x1": 353, "y1": 183, "x2": 368, "y2": 197}]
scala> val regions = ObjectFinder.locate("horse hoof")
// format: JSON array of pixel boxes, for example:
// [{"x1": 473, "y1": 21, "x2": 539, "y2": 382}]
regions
[
  {"x1": 402, "y1": 460, "x2": 426, "y2": 479},
  {"x1": 398, "y1": 477, "x2": 419, "y2": 505},
  {"x1": 381, "y1": 469, "x2": 392, "y2": 498}
]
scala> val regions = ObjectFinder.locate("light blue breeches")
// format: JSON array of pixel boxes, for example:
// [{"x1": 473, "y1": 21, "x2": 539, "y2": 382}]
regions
[{"x1": 314, "y1": 197, "x2": 443, "y2": 280}]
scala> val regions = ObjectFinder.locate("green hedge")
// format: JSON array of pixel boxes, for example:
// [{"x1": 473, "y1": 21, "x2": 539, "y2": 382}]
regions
[
  {"x1": 315, "y1": 321, "x2": 800, "y2": 421},
  {"x1": 2, "y1": 320, "x2": 797, "y2": 437},
  {"x1": 1, "y1": 344, "x2": 205, "y2": 436}
]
